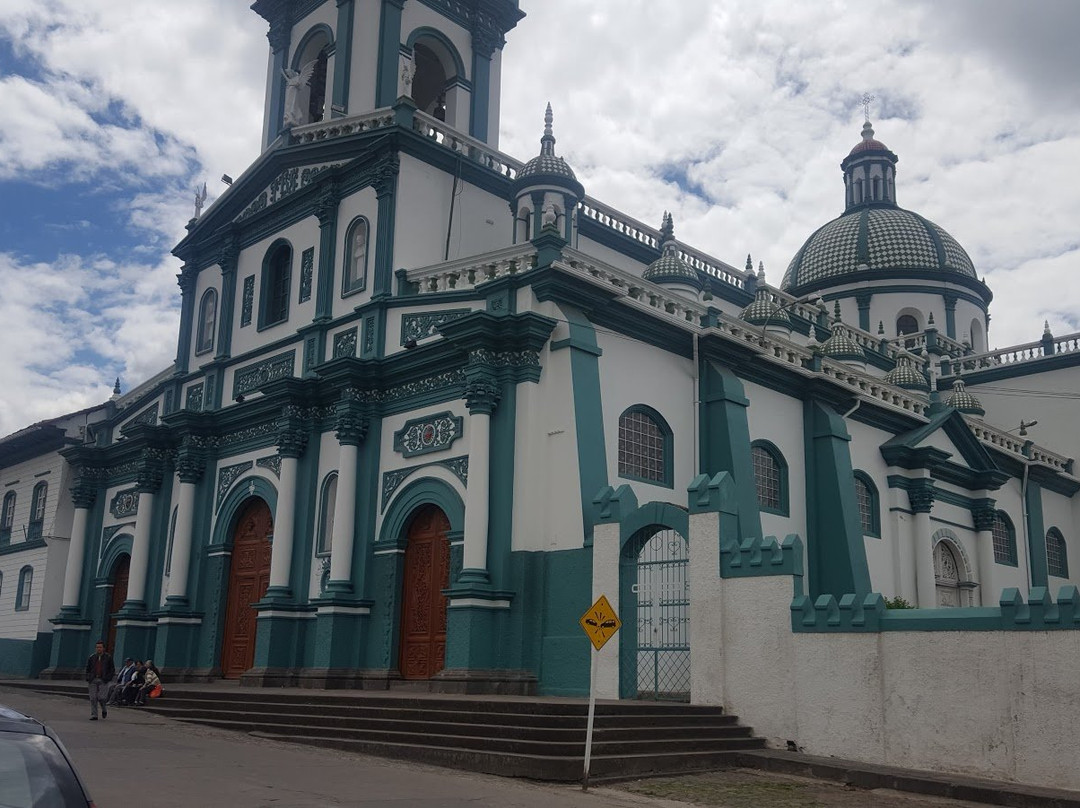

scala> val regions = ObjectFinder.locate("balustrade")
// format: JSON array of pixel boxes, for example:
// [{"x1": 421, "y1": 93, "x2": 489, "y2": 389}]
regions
[{"x1": 290, "y1": 109, "x2": 395, "y2": 144}]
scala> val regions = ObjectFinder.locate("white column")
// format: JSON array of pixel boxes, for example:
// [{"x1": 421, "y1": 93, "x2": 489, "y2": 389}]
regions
[
  {"x1": 60, "y1": 498, "x2": 93, "y2": 610},
  {"x1": 126, "y1": 491, "x2": 157, "y2": 606},
  {"x1": 461, "y1": 409, "x2": 491, "y2": 578},
  {"x1": 268, "y1": 455, "x2": 299, "y2": 592},
  {"x1": 973, "y1": 498, "x2": 997, "y2": 607},
  {"x1": 166, "y1": 479, "x2": 198, "y2": 603},
  {"x1": 908, "y1": 481, "x2": 937, "y2": 609},
  {"x1": 328, "y1": 442, "x2": 359, "y2": 586}
]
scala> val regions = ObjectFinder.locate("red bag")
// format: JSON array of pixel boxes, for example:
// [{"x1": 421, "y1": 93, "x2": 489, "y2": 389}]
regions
[{"x1": 149, "y1": 684, "x2": 163, "y2": 699}]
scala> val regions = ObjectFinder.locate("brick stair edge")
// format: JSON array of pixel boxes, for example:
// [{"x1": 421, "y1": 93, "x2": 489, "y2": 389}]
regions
[{"x1": 735, "y1": 750, "x2": 1080, "y2": 808}]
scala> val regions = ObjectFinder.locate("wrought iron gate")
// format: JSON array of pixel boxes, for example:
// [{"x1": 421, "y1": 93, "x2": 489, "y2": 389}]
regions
[{"x1": 633, "y1": 528, "x2": 689, "y2": 701}]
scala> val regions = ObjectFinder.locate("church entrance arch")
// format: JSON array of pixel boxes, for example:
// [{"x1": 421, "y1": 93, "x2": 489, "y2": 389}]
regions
[
  {"x1": 220, "y1": 498, "x2": 273, "y2": 679},
  {"x1": 620, "y1": 526, "x2": 690, "y2": 701},
  {"x1": 105, "y1": 554, "x2": 130, "y2": 654},
  {"x1": 399, "y1": 504, "x2": 451, "y2": 680}
]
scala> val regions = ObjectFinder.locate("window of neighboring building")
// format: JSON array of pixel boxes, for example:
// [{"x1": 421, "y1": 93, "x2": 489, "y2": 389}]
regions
[
  {"x1": 0, "y1": 492, "x2": 13, "y2": 544},
  {"x1": 853, "y1": 471, "x2": 880, "y2": 537},
  {"x1": 751, "y1": 440, "x2": 788, "y2": 516},
  {"x1": 992, "y1": 511, "x2": 1017, "y2": 566},
  {"x1": 27, "y1": 482, "x2": 46, "y2": 541},
  {"x1": 260, "y1": 242, "x2": 292, "y2": 328},
  {"x1": 1046, "y1": 528, "x2": 1069, "y2": 578},
  {"x1": 317, "y1": 472, "x2": 338, "y2": 556},
  {"x1": 342, "y1": 218, "x2": 369, "y2": 296},
  {"x1": 16, "y1": 566, "x2": 32, "y2": 611},
  {"x1": 196, "y1": 288, "x2": 218, "y2": 354},
  {"x1": 617, "y1": 406, "x2": 672, "y2": 487}
]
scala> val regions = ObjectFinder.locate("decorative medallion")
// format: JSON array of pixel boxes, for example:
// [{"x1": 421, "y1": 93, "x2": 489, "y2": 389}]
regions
[
  {"x1": 333, "y1": 328, "x2": 357, "y2": 359},
  {"x1": 109, "y1": 488, "x2": 139, "y2": 519},
  {"x1": 393, "y1": 412, "x2": 463, "y2": 458},
  {"x1": 233, "y1": 351, "x2": 295, "y2": 398},
  {"x1": 400, "y1": 309, "x2": 471, "y2": 345},
  {"x1": 255, "y1": 455, "x2": 281, "y2": 478},
  {"x1": 185, "y1": 383, "x2": 204, "y2": 413},
  {"x1": 240, "y1": 275, "x2": 255, "y2": 327},
  {"x1": 299, "y1": 247, "x2": 314, "y2": 303},
  {"x1": 217, "y1": 461, "x2": 254, "y2": 510}
]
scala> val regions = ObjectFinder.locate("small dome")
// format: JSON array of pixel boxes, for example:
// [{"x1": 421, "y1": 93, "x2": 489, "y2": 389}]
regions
[
  {"x1": 740, "y1": 289, "x2": 792, "y2": 328},
  {"x1": 848, "y1": 121, "x2": 890, "y2": 155},
  {"x1": 820, "y1": 322, "x2": 866, "y2": 361},
  {"x1": 884, "y1": 352, "x2": 929, "y2": 391},
  {"x1": 945, "y1": 379, "x2": 985, "y2": 416},
  {"x1": 642, "y1": 213, "x2": 703, "y2": 290},
  {"x1": 518, "y1": 103, "x2": 577, "y2": 182}
]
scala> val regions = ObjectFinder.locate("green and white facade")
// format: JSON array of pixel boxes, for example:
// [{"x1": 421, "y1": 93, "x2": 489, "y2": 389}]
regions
[{"x1": 4, "y1": 1, "x2": 1080, "y2": 780}]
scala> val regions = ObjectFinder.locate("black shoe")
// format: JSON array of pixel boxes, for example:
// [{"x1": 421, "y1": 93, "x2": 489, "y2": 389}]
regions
[
  {"x1": 89, "y1": 716, "x2": 97, "y2": 720},
  {"x1": 101, "y1": 707, "x2": 107, "y2": 719}
]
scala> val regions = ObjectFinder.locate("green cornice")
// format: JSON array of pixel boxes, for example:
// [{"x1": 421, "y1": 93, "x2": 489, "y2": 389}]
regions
[
  {"x1": 0, "y1": 538, "x2": 47, "y2": 557},
  {"x1": 0, "y1": 425, "x2": 75, "y2": 470}
]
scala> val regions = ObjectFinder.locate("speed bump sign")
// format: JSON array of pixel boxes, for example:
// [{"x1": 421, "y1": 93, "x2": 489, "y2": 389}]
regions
[{"x1": 579, "y1": 594, "x2": 621, "y2": 651}]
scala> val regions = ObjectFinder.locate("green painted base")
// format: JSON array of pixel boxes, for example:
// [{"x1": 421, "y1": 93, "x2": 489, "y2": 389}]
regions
[
  {"x1": 444, "y1": 605, "x2": 502, "y2": 670},
  {"x1": 40, "y1": 623, "x2": 94, "y2": 679},
  {"x1": 114, "y1": 618, "x2": 157, "y2": 664},
  {"x1": 309, "y1": 608, "x2": 370, "y2": 669},
  {"x1": 249, "y1": 609, "x2": 313, "y2": 675},
  {"x1": 153, "y1": 615, "x2": 203, "y2": 671}
]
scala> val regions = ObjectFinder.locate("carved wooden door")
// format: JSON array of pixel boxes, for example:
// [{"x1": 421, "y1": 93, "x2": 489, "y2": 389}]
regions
[
  {"x1": 399, "y1": 506, "x2": 450, "y2": 680},
  {"x1": 106, "y1": 555, "x2": 130, "y2": 655},
  {"x1": 221, "y1": 499, "x2": 273, "y2": 678}
]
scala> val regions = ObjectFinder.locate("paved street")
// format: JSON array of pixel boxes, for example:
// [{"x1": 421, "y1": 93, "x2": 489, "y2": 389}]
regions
[{"x1": 0, "y1": 685, "x2": 999, "y2": 808}]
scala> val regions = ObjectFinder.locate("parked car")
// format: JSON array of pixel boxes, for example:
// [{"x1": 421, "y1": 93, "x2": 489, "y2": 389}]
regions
[{"x1": 0, "y1": 704, "x2": 95, "y2": 807}]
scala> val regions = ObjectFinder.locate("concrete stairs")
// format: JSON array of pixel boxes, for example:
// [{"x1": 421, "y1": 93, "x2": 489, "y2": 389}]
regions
[{"x1": 4, "y1": 680, "x2": 766, "y2": 781}]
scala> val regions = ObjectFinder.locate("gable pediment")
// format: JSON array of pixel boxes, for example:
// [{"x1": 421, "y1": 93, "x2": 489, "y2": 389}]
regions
[
  {"x1": 880, "y1": 408, "x2": 1007, "y2": 490},
  {"x1": 234, "y1": 162, "x2": 341, "y2": 223}
]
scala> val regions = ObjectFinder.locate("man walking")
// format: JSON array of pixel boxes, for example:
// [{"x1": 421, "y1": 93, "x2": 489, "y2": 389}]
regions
[{"x1": 85, "y1": 640, "x2": 115, "y2": 720}]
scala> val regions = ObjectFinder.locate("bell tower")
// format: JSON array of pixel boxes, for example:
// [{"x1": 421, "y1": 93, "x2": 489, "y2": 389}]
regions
[{"x1": 252, "y1": 0, "x2": 524, "y2": 150}]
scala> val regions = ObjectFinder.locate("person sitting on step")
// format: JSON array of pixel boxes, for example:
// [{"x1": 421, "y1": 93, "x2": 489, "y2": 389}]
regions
[{"x1": 135, "y1": 663, "x2": 161, "y2": 706}]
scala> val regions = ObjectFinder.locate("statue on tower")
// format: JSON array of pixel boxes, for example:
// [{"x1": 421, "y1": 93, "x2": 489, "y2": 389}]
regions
[{"x1": 282, "y1": 60, "x2": 316, "y2": 127}]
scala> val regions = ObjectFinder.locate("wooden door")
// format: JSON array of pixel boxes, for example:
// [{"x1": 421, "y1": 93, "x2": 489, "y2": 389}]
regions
[
  {"x1": 106, "y1": 555, "x2": 130, "y2": 654},
  {"x1": 221, "y1": 499, "x2": 273, "y2": 678},
  {"x1": 399, "y1": 506, "x2": 450, "y2": 680}
]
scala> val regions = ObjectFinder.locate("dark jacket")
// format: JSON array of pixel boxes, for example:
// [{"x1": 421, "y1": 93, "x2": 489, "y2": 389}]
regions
[{"x1": 85, "y1": 651, "x2": 115, "y2": 683}]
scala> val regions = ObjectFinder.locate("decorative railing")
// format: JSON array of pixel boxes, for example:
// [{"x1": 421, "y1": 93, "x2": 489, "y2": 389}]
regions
[
  {"x1": 948, "y1": 331, "x2": 1080, "y2": 374},
  {"x1": 887, "y1": 330, "x2": 968, "y2": 358},
  {"x1": 289, "y1": 108, "x2": 396, "y2": 144},
  {"x1": 968, "y1": 421, "x2": 1073, "y2": 473},
  {"x1": 405, "y1": 245, "x2": 538, "y2": 293},
  {"x1": 413, "y1": 111, "x2": 521, "y2": 179}
]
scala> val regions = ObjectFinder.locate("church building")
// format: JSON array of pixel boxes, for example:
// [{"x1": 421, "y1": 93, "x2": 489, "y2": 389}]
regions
[{"x1": 2, "y1": 3, "x2": 1079, "y2": 775}]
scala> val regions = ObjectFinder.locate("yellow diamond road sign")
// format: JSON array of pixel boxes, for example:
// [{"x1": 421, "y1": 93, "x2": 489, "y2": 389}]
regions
[{"x1": 579, "y1": 594, "x2": 622, "y2": 651}]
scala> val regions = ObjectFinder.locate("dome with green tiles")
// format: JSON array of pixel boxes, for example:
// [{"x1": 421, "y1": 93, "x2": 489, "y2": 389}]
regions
[
  {"x1": 642, "y1": 213, "x2": 704, "y2": 290},
  {"x1": 780, "y1": 120, "x2": 978, "y2": 295},
  {"x1": 945, "y1": 379, "x2": 985, "y2": 416},
  {"x1": 884, "y1": 351, "x2": 929, "y2": 391},
  {"x1": 517, "y1": 103, "x2": 578, "y2": 183},
  {"x1": 820, "y1": 322, "x2": 866, "y2": 362},
  {"x1": 740, "y1": 260, "x2": 792, "y2": 328}
]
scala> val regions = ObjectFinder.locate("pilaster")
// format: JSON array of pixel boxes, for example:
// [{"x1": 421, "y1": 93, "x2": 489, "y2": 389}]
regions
[
  {"x1": 908, "y1": 478, "x2": 937, "y2": 608},
  {"x1": 175, "y1": 264, "x2": 197, "y2": 375},
  {"x1": 371, "y1": 154, "x2": 399, "y2": 299},
  {"x1": 215, "y1": 232, "x2": 240, "y2": 361},
  {"x1": 331, "y1": 0, "x2": 355, "y2": 117}
]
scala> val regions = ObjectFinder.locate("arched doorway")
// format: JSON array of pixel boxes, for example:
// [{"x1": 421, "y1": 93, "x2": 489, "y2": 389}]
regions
[
  {"x1": 221, "y1": 498, "x2": 273, "y2": 678},
  {"x1": 105, "y1": 555, "x2": 130, "y2": 654},
  {"x1": 399, "y1": 505, "x2": 450, "y2": 680},
  {"x1": 620, "y1": 527, "x2": 690, "y2": 701}
]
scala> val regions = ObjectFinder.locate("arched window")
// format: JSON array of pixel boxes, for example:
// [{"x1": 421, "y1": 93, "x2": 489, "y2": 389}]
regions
[
  {"x1": 413, "y1": 42, "x2": 448, "y2": 118},
  {"x1": 991, "y1": 511, "x2": 1017, "y2": 565},
  {"x1": 515, "y1": 206, "x2": 532, "y2": 244},
  {"x1": 1046, "y1": 528, "x2": 1069, "y2": 578},
  {"x1": 407, "y1": 30, "x2": 465, "y2": 127},
  {"x1": 16, "y1": 566, "x2": 33, "y2": 611},
  {"x1": 751, "y1": 440, "x2": 788, "y2": 516},
  {"x1": 317, "y1": 473, "x2": 338, "y2": 556},
  {"x1": 853, "y1": 471, "x2": 879, "y2": 537},
  {"x1": 618, "y1": 406, "x2": 672, "y2": 487},
  {"x1": 896, "y1": 315, "x2": 919, "y2": 337},
  {"x1": 195, "y1": 288, "x2": 218, "y2": 354},
  {"x1": 287, "y1": 27, "x2": 332, "y2": 127},
  {"x1": 969, "y1": 318, "x2": 984, "y2": 353},
  {"x1": 28, "y1": 482, "x2": 47, "y2": 540},
  {"x1": 342, "y1": 217, "x2": 369, "y2": 296},
  {"x1": 0, "y1": 492, "x2": 14, "y2": 544},
  {"x1": 260, "y1": 242, "x2": 292, "y2": 328}
]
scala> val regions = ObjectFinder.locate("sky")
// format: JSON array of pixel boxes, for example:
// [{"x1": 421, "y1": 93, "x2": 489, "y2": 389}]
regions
[{"x1": 1, "y1": 0, "x2": 1079, "y2": 437}]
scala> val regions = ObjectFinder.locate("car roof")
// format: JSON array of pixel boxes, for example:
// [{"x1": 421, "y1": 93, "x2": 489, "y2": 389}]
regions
[{"x1": 0, "y1": 704, "x2": 46, "y2": 736}]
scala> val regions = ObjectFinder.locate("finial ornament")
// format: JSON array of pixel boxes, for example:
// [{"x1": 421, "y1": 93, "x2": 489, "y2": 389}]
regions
[
  {"x1": 861, "y1": 93, "x2": 875, "y2": 123},
  {"x1": 833, "y1": 300, "x2": 842, "y2": 321},
  {"x1": 112, "y1": 377, "x2": 121, "y2": 396},
  {"x1": 745, "y1": 254, "x2": 753, "y2": 272},
  {"x1": 659, "y1": 211, "x2": 674, "y2": 244},
  {"x1": 1044, "y1": 319, "x2": 1052, "y2": 336},
  {"x1": 193, "y1": 182, "x2": 207, "y2": 219},
  {"x1": 877, "y1": 320, "x2": 885, "y2": 335},
  {"x1": 758, "y1": 260, "x2": 765, "y2": 280},
  {"x1": 539, "y1": 102, "x2": 556, "y2": 155}
]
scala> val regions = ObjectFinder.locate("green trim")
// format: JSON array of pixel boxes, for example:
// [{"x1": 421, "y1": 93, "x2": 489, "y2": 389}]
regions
[
  {"x1": 852, "y1": 470, "x2": 881, "y2": 538},
  {"x1": 1026, "y1": 481, "x2": 1048, "y2": 587},
  {"x1": 97, "y1": 533, "x2": 132, "y2": 580},
  {"x1": 561, "y1": 309, "x2": 608, "y2": 544},
  {"x1": 377, "y1": 476, "x2": 465, "y2": 549},
  {"x1": 216, "y1": 261, "x2": 237, "y2": 360},
  {"x1": 0, "y1": 538, "x2": 46, "y2": 557},
  {"x1": 404, "y1": 26, "x2": 467, "y2": 79},
  {"x1": 750, "y1": 439, "x2": 789, "y2": 517},
  {"x1": 617, "y1": 404, "x2": 673, "y2": 489},
  {"x1": 375, "y1": 0, "x2": 405, "y2": 108},
  {"x1": 373, "y1": 181, "x2": 397, "y2": 298},
  {"x1": 331, "y1": 0, "x2": 354, "y2": 117},
  {"x1": 212, "y1": 477, "x2": 279, "y2": 547},
  {"x1": 617, "y1": 501, "x2": 690, "y2": 547},
  {"x1": 722, "y1": 534, "x2": 804, "y2": 578},
  {"x1": 803, "y1": 399, "x2": 871, "y2": 598},
  {"x1": 268, "y1": 43, "x2": 289, "y2": 142},
  {"x1": 470, "y1": 48, "x2": 491, "y2": 142}
]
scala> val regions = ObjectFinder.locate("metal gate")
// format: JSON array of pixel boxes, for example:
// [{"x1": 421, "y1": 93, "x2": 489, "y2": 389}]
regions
[{"x1": 633, "y1": 528, "x2": 689, "y2": 701}]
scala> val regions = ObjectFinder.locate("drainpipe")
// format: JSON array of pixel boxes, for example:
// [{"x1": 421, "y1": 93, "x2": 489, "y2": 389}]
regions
[{"x1": 1020, "y1": 448, "x2": 1033, "y2": 595}]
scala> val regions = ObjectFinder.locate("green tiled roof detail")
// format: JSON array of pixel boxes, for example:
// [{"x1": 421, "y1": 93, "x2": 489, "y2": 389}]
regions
[
  {"x1": 782, "y1": 207, "x2": 977, "y2": 291},
  {"x1": 884, "y1": 352, "x2": 929, "y2": 391},
  {"x1": 643, "y1": 212, "x2": 703, "y2": 290},
  {"x1": 820, "y1": 323, "x2": 866, "y2": 361},
  {"x1": 740, "y1": 288, "x2": 792, "y2": 327},
  {"x1": 945, "y1": 379, "x2": 984, "y2": 416},
  {"x1": 518, "y1": 102, "x2": 577, "y2": 182}
]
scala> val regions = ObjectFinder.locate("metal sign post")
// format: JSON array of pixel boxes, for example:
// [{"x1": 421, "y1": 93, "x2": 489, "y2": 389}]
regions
[{"x1": 578, "y1": 594, "x2": 621, "y2": 792}]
